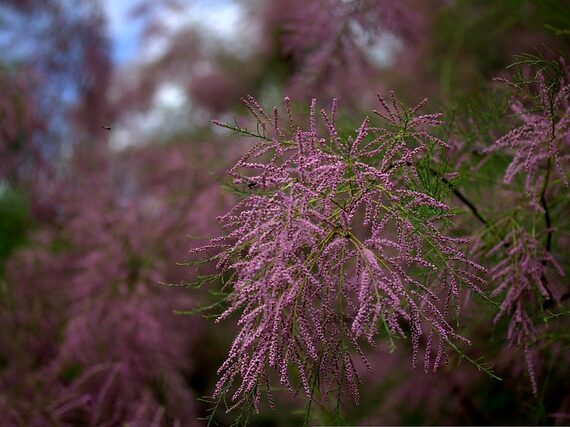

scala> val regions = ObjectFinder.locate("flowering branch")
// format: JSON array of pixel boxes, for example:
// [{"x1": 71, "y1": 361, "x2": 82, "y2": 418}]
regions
[{"x1": 192, "y1": 94, "x2": 490, "y2": 419}]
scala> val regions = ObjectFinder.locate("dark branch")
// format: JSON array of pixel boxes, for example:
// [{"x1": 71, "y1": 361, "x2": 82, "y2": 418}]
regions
[{"x1": 429, "y1": 167, "x2": 489, "y2": 226}]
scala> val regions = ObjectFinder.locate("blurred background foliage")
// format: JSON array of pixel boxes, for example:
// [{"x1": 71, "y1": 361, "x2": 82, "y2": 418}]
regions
[{"x1": 0, "y1": 0, "x2": 569, "y2": 425}]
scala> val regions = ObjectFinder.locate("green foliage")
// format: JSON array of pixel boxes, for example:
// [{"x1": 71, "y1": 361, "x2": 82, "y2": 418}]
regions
[
  {"x1": 431, "y1": 0, "x2": 569, "y2": 99},
  {"x1": 0, "y1": 185, "x2": 30, "y2": 275},
  {"x1": 59, "y1": 362, "x2": 83, "y2": 384}
]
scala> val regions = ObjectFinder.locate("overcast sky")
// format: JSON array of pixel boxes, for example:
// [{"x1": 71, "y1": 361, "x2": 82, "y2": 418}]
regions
[{"x1": 102, "y1": 0, "x2": 247, "y2": 64}]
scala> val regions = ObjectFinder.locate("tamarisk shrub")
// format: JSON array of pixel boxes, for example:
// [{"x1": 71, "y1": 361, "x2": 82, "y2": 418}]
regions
[
  {"x1": 192, "y1": 94, "x2": 488, "y2": 419},
  {"x1": 475, "y1": 55, "x2": 570, "y2": 395}
]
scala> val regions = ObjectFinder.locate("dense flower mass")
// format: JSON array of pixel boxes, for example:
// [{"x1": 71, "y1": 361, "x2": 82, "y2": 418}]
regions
[
  {"x1": 195, "y1": 94, "x2": 486, "y2": 411},
  {"x1": 0, "y1": 142, "x2": 227, "y2": 426}
]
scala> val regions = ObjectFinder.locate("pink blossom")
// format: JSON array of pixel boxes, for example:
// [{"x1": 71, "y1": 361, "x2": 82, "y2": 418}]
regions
[{"x1": 195, "y1": 94, "x2": 485, "y2": 411}]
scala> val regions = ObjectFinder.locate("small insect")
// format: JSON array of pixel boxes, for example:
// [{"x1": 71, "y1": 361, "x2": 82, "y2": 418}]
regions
[
  {"x1": 102, "y1": 126, "x2": 111, "y2": 131},
  {"x1": 247, "y1": 182, "x2": 257, "y2": 189}
]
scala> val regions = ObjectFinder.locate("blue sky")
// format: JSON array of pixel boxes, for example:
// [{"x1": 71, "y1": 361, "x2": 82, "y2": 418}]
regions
[{"x1": 103, "y1": 0, "x2": 146, "y2": 63}]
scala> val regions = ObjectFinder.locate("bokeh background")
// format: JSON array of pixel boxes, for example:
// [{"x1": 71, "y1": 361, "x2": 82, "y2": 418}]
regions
[{"x1": 0, "y1": 0, "x2": 569, "y2": 425}]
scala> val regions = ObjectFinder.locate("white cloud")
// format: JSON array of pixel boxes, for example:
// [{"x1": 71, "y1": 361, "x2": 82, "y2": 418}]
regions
[
  {"x1": 349, "y1": 21, "x2": 403, "y2": 68},
  {"x1": 103, "y1": 0, "x2": 261, "y2": 66},
  {"x1": 109, "y1": 83, "x2": 190, "y2": 151},
  {"x1": 153, "y1": 82, "x2": 187, "y2": 110},
  {"x1": 104, "y1": 0, "x2": 253, "y2": 63}
]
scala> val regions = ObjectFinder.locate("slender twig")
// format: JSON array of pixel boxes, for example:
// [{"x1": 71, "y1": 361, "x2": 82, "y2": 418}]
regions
[
  {"x1": 429, "y1": 167, "x2": 489, "y2": 226},
  {"x1": 541, "y1": 146, "x2": 553, "y2": 251}
]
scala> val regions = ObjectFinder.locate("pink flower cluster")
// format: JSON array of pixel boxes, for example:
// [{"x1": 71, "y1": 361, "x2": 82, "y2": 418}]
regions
[
  {"x1": 485, "y1": 59, "x2": 569, "y2": 209},
  {"x1": 488, "y1": 228, "x2": 564, "y2": 347},
  {"x1": 198, "y1": 94, "x2": 486, "y2": 411}
]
